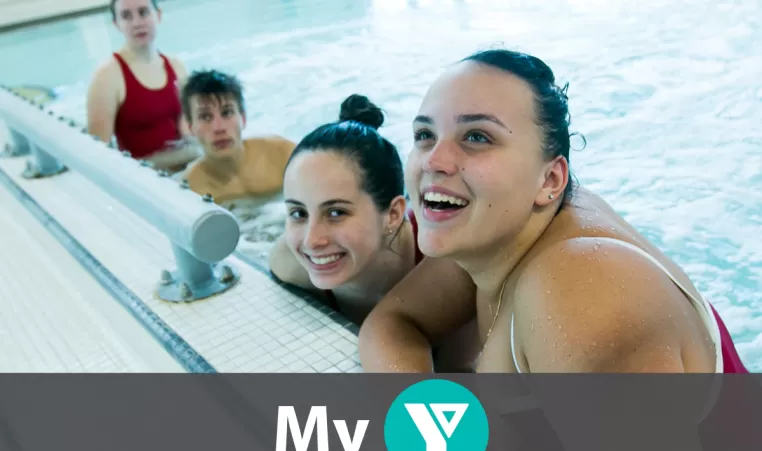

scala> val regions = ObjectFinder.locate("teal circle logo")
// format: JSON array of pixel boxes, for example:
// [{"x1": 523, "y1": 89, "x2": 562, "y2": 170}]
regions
[{"x1": 384, "y1": 379, "x2": 489, "y2": 451}]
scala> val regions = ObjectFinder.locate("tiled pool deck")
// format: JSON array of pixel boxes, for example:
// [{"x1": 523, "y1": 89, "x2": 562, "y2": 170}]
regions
[{"x1": 0, "y1": 121, "x2": 363, "y2": 373}]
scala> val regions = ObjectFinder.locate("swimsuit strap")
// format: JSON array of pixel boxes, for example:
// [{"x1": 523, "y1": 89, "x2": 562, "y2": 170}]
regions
[{"x1": 510, "y1": 238, "x2": 723, "y2": 374}]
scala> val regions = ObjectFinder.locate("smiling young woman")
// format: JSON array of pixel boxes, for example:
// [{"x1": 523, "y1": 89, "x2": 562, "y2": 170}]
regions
[
  {"x1": 268, "y1": 94, "x2": 424, "y2": 326},
  {"x1": 358, "y1": 49, "x2": 748, "y2": 375}
]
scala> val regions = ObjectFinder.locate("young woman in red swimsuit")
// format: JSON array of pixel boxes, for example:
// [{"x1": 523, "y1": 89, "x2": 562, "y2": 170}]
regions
[
  {"x1": 268, "y1": 94, "x2": 425, "y2": 327},
  {"x1": 86, "y1": 0, "x2": 198, "y2": 172}
]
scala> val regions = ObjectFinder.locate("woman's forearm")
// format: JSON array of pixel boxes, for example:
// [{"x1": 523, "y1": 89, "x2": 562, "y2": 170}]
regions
[{"x1": 358, "y1": 312, "x2": 435, "y2": 373}]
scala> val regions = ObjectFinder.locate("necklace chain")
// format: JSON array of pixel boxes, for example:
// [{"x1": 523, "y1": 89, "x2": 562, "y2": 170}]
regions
[{"x1": 486, "y1": 277, "x2": 510, "y2": 340}]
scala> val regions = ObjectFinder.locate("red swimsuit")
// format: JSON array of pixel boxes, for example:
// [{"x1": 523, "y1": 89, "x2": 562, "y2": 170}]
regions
[
  {"x1": 112, "y1": 53, "x2": 182, "y2": 159},
  {"x1": 709, "y1": 304, "x2": 748, "y2": 373}
]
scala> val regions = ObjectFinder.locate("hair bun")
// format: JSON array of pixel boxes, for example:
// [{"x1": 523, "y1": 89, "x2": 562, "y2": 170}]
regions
[{"x1": 338, "y1": 94, "x2": 385, "y2": 129}]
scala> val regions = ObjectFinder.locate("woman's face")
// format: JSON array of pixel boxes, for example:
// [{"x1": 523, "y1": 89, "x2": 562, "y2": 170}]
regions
[
  {"x1": 113, "y1": 0, "x2": 161, "y2": 48},
  {"x1": 405, "y1": 61, "x2": 564, "y2": 260},
  {"x1": 283, "y1": 151, "x2": 402, "y2": 290}
]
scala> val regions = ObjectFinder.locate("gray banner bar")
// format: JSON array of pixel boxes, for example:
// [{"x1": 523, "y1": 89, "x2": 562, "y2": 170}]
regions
[{"x1": 0, "y1": 374, "x2": 759, "y2": 451}]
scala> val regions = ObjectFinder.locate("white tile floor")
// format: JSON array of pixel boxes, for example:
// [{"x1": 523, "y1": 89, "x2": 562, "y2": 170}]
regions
[
  {"x1": 0, "y1": 177, "x2": 184, "y2": 373},
  {"x1": 0, "y1": 124, "x2": 362, "y2": 373}
]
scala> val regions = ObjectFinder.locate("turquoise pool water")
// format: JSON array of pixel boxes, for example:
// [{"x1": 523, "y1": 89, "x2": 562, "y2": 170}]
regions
[{"x1": 1, "y1": 0, "x2": 760, "y2": 370}]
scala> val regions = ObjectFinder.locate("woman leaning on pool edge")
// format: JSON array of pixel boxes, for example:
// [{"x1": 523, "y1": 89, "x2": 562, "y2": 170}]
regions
[{"x1": 358, "y1": 49, "x2": 748, "y2": 374}]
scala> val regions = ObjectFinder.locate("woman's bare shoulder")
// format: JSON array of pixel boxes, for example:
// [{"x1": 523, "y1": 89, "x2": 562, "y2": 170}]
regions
[{"x1": 514, "y1": 237, "x2": 689, "y2": 372}]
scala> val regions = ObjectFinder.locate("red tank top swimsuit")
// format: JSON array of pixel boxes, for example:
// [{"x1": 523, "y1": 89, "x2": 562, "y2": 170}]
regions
[
  {"x1": 324, "y1": 209, "x2": 423, "y2": 310},
  {"x1": 709, "y1": 304, "x2": 748, "y2": 373},
  {"x1": 112, "y1": 53, "x2": 182, "y2": 159}
]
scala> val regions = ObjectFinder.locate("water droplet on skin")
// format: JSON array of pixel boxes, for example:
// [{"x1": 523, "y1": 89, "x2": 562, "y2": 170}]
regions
[
  {"x1": 546, "y1": 290, "x2": 551, "y2": 295},
  {"x1": 553, "y1": 342, "x2": 557, "y2": 348},
  {"x1": 563, "y1": 332, "x2": 568, "y2": 338},
  {"x1": 547, "y1": 315, "x2": 552, "y2": 320},
  {"x1": 557, "y1": 325, "x2": 562, "y2": 330},
  {"x1": 588, "y1": 278, "x2": 593, "y2": 283},
  {"x1": 609, "y1": 342, "x2": 615, "y2": 348},
  {"x1": 591, "y1": 341, "x2": 597, "y2": 347}
]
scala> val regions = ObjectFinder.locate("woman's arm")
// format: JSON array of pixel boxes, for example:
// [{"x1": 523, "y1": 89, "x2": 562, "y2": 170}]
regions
[
  {"x1": 146, "y1": 143, "x2": 201, "y2": 172},
  {"x1": 86, "y1": 61, "x2": 120, "y2": 144},
  {"x1": 508, "y1": 239, "x2": 710, "y2": 451},
  {"x1": 514, "y1": 237, "x2": 690, "y2": 373},
  {"x1": 358, "y1": 256, "x2": 477, "y2": 373}
]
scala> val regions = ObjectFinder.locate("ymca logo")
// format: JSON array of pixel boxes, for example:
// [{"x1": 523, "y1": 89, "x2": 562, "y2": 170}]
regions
[
  {"x1": 273, "y1": 379, "x2": 487, "y2": 450},
  {"x1": 384, "y1": 379, "x2": 489, "y2": 451}
]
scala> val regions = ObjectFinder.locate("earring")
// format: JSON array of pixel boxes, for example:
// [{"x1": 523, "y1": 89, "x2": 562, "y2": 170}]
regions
[
  {"x1": 548, "y1": 194, "x2": 554, "y2": 200},
  {"x1": 386, "y1": 229, "x2": 392, "y2": 235}
]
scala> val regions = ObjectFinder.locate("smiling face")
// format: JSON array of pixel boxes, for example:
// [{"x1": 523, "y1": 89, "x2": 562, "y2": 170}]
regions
[
  {"x1": 283, "y1": 151, "x2": 399, "y2": 290},
  {"x1": 188, "y1": 94, "x2": 246, "y2": 158},
  {"x1": 112, "y1": 0, "x2": 160, "y2": 49},
  {"x1": 405, "y1": 61, "x2": 566, "y2": 259}
]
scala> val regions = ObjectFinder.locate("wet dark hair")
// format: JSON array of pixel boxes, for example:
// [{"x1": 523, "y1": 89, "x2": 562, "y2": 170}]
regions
[
  {"x1": 180, "y1": 69, "x2": 246, "y2": 123},
  {"x1": 286, "y1": 94, "x2": 405, "y2": 213},
  {"x1": 109, "y1": 0, "x2": 159, "y2": 20},
  {"x1": 462, "y1": 49, "x2": 580, "y2": 208}
]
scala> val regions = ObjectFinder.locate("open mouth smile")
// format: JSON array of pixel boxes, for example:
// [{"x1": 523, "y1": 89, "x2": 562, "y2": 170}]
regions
[{"x1": 421, "y1": 189, "x2": 470, "y2": 223}]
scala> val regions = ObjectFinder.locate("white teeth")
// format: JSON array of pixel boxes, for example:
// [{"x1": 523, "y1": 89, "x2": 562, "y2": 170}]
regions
[
  {"x1": 309, "y1": 254, "x2": 342, "y2": 265},
  {"x1": 423, "y1": 192, "x2": 468, "y2": 207}
]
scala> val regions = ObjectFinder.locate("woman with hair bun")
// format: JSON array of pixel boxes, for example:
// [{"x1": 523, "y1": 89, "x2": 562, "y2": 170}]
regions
[
  {"x1": 270, "y1": 94, "x2": 430, "y2": 324},
  {"x1": 269, "y1": 94, "x2": 430, "y2": 327},
  {"x1": 270, "y1": 94, "x2": 473, "y2": 371}
]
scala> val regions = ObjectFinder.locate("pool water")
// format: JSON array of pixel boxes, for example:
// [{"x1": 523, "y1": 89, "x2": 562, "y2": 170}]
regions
[{"x1": 1, "y1": 0, "x2": 760, "y2": 370}]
